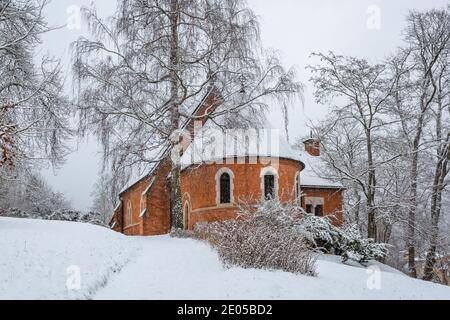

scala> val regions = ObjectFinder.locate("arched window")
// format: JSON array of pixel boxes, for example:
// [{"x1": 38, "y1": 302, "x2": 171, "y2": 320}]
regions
[
  {"x1": 140, "y1": 195, "x2": 146, "y2": 213},
  {"x1": 139, "y1": 194, "x2": 148, "y2": 219},
  {"x1": 215, "y1": 168, "x2": 235, "y2": 206},
  {"x1": 295, "y1": 172, "x2": 300, "y2": 203},
  {"x1": 260, "y1": 167, "x2": 278, "y2": 201},
  {"x1": 264, "y1": 174, "x2": 275, "y2": 200},
  {"x1": 183, "y1": 202, "x2": 190, "y2": 230},
  {"x1": 220, "y1": 173, "x2": 231, "y2": 204},
  {"x1": 127, "y1": 200, "x2": 132, "y2": 226}
]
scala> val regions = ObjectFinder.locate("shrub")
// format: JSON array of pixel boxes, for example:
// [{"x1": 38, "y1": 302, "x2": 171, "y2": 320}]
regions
[
  {"x1": 44, "y1": 210, "x2": 106, "y2": 226},
  {"x1": 196, "y1": 200, "x2": 389, "y2": 268},
  {"x1": 296, "y1": 214, "x2": 342, "y2": 252},
  {"x1": 196, "y1": 200, "x2": 317, "y2": 276},
  {"x1": 339, "y1": 225, "x2": 389, "y2": 265},
  {"x1": 170, "y1": 228, "x2": 201, "y2": 240},
  {"x1": 297, "y1": 214, "x2": 389, "y2": 265},
  {"x1": 0, "y1": 208, "x2": 106, "y2": 227},
  {"x1": 0, "y1": 208, "x2": 29, "y2": 218}
]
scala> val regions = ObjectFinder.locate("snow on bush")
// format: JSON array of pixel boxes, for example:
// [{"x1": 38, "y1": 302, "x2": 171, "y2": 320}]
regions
[
  {"x1": 170, "y1": 228, "x2": 200, "y2": 240},
  {"x1": 1, "y1": 208, "x2": 106, "y2": 227},
  {"x1": 46, "y1": 210, "x2": 106, "y2": 227},
  {"x1": 296, "y1": 213, "x2": 342, "y2": 252},
  {"x1": 339, "y1": 225, "x2": 389, "y2": 265},
  {"x1": 297, "y1": 214, "x2": 389, "y2": 265},
  {"x1": 196, "y1": 200, "x2": 317, "y2": 276},
  {"x1": 196, "y1": 200, "x2": 389, "y2": 268},
  {"x1": 0, "y1": 208, "x2": 28, "y2": 219}
]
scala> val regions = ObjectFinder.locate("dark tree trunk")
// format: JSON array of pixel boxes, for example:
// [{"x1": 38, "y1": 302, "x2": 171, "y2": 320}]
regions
[
  {"x1": 366, "y1": 131, "x2": 377, "y2": 241},
  {"x1": 406, "y1": 104, "x2": 429, "y2": 279},
  {"x1": 423, "y1": 80, "x2": 449, "y2": 281},
  {"x1": 423, "y1": 140, "x2": 448, "y2": 281},
  {"x1": 407, "y1": 150, "x2": 419, "y2": 278}
]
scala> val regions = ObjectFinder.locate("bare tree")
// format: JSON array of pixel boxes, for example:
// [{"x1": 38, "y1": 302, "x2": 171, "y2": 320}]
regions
[
  {"x1": 0, "y1": 169, "x2": 71, "y2": 216},
  {"x1": 392, "y1": 8, "x2": 450, "y2": 277},
  {"x1": 0, "y1": 0, "x2": 72, "y2": 171},
  {"x1": 91, "y1": 172, "x2": 115, "y2": 224},
  {"x1": 72, "y1": 0, "x2": 302, "y2": 229},
  {"x1": 308, "y1": 52, "x2": 401, "y2": 241},
  {"x1": 423, "y1": 53, "x2": 450, "y2": 281},
  {"x1": 302, "y1": 120, "x2": 365, "y2": 229},
  {"x1": 303, "y1": 7, "x2": 450, "y2": 277}
]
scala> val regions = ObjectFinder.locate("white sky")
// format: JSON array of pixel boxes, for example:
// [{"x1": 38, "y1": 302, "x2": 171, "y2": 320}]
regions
[{"x1": 40, "y1": 0, "x2": 449, "y2": 211}]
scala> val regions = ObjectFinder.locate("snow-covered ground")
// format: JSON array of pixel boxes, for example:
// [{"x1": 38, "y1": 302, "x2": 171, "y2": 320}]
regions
[
  {"x1": 1, "y1": 217, "x2": 450, "y2": 300},
  {"x1": 0, "y1": 217, "x2": 140, "y2": 299}
]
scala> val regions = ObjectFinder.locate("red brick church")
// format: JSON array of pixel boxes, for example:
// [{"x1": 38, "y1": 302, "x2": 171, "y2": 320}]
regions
[{"x1": 109, "y1": 89, "x2": 344, "y2": 236}]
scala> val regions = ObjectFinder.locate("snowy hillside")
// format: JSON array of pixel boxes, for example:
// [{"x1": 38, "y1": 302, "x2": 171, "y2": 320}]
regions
[
  {"x1": 0, "y1": 217, "x2": 140, "y2": 299},
  {"x1": 1, "y1": 217, "x2": 449, "y2": 300}
]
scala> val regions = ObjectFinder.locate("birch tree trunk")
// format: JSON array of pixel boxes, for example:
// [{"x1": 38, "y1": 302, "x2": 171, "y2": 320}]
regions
[{"x1": 169, "y1": 0, "x2": 183, "y2": 229}]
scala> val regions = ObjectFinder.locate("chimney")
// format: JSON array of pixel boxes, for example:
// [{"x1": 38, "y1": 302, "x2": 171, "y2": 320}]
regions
[{"x1": 303, "y1": 138, "x2": 321, "y2": 157}]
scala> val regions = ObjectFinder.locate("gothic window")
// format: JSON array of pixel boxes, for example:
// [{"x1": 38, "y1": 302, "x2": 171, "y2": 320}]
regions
[
  {"x1": 183, "y1": 202, "x2": 190, "y2": 230},
  {"x1": 264, "y1": 174, "x2": 275, "y2": 200},
  {"x1": 216, "y1": 168, "x2": 234, "y2": 206},
  {"x1": 140, "y1": 195, "x2": 146, "y2": 213},
  {"x1": 295, "y1": 172, "x2": 300, "y2": 202},
  {"x1": 260, "y1": 167, "x2": 278, "y2": 201},
  {"x1": 127, "y1": 200, "x2": 132, "y2": 226},
  {"x1": 306, "y1": 204, "x2": 313, "y2": 214},
  {"x1": 220, "y1": 173, "x2": 231, "y2": 204}
]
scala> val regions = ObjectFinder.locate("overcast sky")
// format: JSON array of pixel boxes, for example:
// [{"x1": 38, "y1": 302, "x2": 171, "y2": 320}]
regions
[{"x1": 39, "y1": 0, "x2": 449, "y2": 211}]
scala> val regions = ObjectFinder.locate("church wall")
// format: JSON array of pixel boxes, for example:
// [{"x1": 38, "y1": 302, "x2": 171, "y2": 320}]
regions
[
  {"x1": 142, "y1": 159, "x2": 172, "y2": 236},
  {"x1": 120, "y1": 176, "x2": 149, "y2": 236},
  {"x1": 114, "y1": 157, "x2": 344, "y2": 236},
  {"x1": 180, "y1": 158, "x2": 303, "y2": 230},
  {"x1": 301, "y1": 187, "x2": 344, "y2": 226},
  {"x1": 118, "y1": 158, "x2": 172, "y2": 236}
]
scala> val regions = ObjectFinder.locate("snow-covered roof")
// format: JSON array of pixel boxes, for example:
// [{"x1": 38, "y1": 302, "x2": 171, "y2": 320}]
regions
[
  {"x1": 181, "y1": 121, "x2": 302, "y2": 169},
  {"x1": 299, "y1": 151, "x2": 343, "y2": 189},
  {"x1": 119, "y1": 145, "x2": 169, "y2": 195}
]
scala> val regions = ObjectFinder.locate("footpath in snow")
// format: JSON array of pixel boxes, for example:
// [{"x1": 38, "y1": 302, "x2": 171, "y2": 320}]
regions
[{"x1": 1, "y1": 217, "x2": 450, "y2": 300}]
